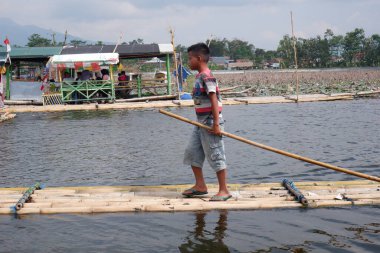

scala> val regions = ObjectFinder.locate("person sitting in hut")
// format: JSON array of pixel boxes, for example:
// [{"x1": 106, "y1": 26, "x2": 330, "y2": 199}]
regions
[
  {"x1": 101, "y1": 69, "x2": 110, "y2": 80},
  {"x1": 75, "y1": 72, "x2": 82, "y2": 82},
  {"x1": 62, "y1": 72, "x2": 74, "y2": 82},
  {"x1": 117, "y1": 71, "x2": 129, "y2": 98},
  {"x1": 95, "y1": 72, "x2": 102, "y2": 80},
  {"x1": 118, "y1": 71, "x2": 127, "y2": 82},
  {"x1": 79, "y1": 70, "x2": 92, "y2": 81}
]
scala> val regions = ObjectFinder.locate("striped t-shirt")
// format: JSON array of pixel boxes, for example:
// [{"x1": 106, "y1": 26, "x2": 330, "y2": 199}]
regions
[{"x1": 192, "y1": 69, "x2": 222, "y2": 122}]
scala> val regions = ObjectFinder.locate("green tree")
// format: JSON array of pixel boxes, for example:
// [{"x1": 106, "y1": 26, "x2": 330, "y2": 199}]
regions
[
  {"x1": 226, "y1": 39, "x2": 255, "y2": 60},
  {"x1": 254, "y1": 48, "x2": 266, "y2": 66},
  {"x1": 70, "y1": 39, "x2": 87, "y2": 46},
  {"x1": 300, "y1": 36, "x2": 329, "y2": 68},
  {"x1": 324, "y1": 29, "x2": 344, "y2": 66},
  {"x1": 207, "y1": 38, "x2": 228, "y2": 56},
  {"x1": 26, "y1": 33, "x2": 52, "y2": 47},
  {"x1": 343, "y1": 28, "x2": 366, "y2": 66},
  {"x1": 128, "y1": 38, "x2": 144, "y2": 45},
  {"x1": 363, "y1": 34, "x2": 380, "y2": 66},
  {"x1": 277, "y1": 35, "x2": 293, "y2": 68}
]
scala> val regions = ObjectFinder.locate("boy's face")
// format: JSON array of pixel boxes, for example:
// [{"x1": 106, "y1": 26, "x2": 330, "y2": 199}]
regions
[{"x1": 188, "y1": 51, "x2": 201, "y2": 70}]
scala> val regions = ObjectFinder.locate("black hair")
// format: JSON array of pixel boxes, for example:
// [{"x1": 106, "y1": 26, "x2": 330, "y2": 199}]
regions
[
  {"x1": 187, "y1": 43, "x2": 210, "y2": 63},
  {"x1": 101, "y1": 69, "x2": 109, "y2": 75}
]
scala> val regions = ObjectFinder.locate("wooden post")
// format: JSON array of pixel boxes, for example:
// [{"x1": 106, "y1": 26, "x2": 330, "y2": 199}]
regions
[
  {"x1": 137, "y1": 74, "x2": 142, "y2": 97},
  {"x1": 5, "y1": 65, "x2": 10, "y2": 100},
  {"x1": 170, "y1": 28, "x2": 180, "y2": 99},
  {"x1": 165, "y1": 54, "x2": 171, "y2": 95},
  {"x1": 109, "y1": 65, "x2": 115, "y2": 100},
  {"x1": 290, "y1": 11, "x2": 300, "y2": 102},
  {"x1": 58, "y1": 70, "x2": 63, "y2": 102}
]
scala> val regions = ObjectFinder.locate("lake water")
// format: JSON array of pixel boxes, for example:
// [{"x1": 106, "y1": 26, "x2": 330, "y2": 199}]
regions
[{"x1": 0, "y1": 99, "x2": 379, "y2": 252}]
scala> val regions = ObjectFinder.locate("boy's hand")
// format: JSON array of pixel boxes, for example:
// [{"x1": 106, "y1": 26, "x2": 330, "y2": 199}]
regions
[
  {"x1": 211, "y1": 124, "x2": 222, "y2": 136},
  {"x1": 208, "y1": 92, "x2": 222, "y2": 136}
]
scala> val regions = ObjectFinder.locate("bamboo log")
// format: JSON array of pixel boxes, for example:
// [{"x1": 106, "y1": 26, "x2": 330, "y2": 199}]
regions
[
  {"x1": 308, "y1": 200, "x2": 354, "y2": 208},
  {"x1": 0, "y1": 113, "x2": 16, "y2": 123},
  {"x1": 221, "y1": 86, "x2": 256, "y2": 95},
  {"x1": 220, "y1": 85, "x2": 244, "y2": 92},
  {"x1": 4, "y1": 100, "x2": 42, "y2": 105},
  {"x1": 159, "y1": 109, "x2": 380, "y2": 183},
  {"x1": 116, "y1": 94, "x2": 176, "y2": 103}
]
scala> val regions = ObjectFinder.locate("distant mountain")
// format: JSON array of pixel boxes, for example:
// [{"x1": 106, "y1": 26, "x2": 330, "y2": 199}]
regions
[{"x1": 0, "y1": 17, "x2": 91, "y2": 46}]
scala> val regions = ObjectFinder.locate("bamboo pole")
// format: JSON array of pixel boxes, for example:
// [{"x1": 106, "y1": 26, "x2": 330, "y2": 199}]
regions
[
  {"x1": 159, "y1": 109, "x2": 380, "y2": 183},
  {"x1": 290, "y1": 11, "x2": 300, "y2": 102},
  {"x1": 169, "y1": 27, "x2": 180, "y2": 99}
]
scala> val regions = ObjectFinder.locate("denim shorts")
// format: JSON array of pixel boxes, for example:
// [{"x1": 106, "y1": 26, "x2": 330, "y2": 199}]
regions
[{"x1": 183, "y1": 116, "x2": 227, "y2": 172}]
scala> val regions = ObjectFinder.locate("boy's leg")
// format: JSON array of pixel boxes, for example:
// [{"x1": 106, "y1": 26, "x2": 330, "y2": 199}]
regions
[
  {"x1": 215, "y1": 169, "x2": 230, "y2": 197},
  {"x1": 183, "y1": 127, "x2": 207, "y2": 195},
  {"x1": 182, "y1": 166, "x2": 208, "y2": 194}
]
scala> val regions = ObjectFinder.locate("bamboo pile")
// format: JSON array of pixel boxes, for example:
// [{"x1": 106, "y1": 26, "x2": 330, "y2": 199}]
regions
[{"x1": 0, "y1": 180, "x2": 379, "y2": 215}]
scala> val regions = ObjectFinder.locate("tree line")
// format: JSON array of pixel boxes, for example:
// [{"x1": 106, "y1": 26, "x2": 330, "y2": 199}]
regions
[
  {"x1": 16, "y1": 33, "x2": 145, "y2": 47},
  {"x1": 177, "y1": 28, "x2": 380, "y2": 68},
  {"x1": 11, "y1": 28, "x2": 380, "y2": 68}
]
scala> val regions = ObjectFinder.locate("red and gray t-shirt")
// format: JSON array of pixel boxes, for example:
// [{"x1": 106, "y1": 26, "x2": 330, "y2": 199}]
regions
[{"x1": 192, "y1": 69, "x2": 222, "y2": 122}]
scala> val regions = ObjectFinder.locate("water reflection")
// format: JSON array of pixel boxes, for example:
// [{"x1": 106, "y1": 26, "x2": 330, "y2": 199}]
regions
[{"x1": 179, "y1": 210, "x2": 230, "y2": 253}]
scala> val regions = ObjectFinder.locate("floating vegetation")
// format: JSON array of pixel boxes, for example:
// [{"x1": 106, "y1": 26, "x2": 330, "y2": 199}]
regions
[{"x1": 215, "y1": 68, "x2": 380, "y2": 97}]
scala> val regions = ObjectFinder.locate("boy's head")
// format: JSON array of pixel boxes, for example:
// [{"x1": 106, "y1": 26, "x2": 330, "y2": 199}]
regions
[{"x1": 187, "y1": 43, "x2": 210, "y2": 70}]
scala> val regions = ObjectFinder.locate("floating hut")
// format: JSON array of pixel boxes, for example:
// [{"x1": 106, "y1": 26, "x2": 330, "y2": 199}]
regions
[
  {"x1": 0, "y1": 44, "x2": 174, "y2": 105},
  {"x1": 45, "y1": 44, "x2": 174, "y2": 105},
  {"x1": 0, "y1": 47, "x2": 62, "y2": 103},
  {"x1": 0, "y1": 180, "x2": 379, "y2": 215}
]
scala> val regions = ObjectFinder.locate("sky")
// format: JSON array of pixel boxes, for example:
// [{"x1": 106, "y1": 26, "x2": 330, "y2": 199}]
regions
[{"x1": 1, "y1": 0, "x2": 379, "y2": 50}]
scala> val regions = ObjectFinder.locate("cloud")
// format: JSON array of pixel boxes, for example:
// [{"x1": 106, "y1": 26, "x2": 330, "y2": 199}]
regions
[{"x1": 0, "y1": 0, "x2": 379, "y2": 50}]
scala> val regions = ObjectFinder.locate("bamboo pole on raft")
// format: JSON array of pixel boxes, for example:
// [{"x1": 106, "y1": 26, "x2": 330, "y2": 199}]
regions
[{"x1": 159, "y1": 109, "x2": 380, "y2": 183}]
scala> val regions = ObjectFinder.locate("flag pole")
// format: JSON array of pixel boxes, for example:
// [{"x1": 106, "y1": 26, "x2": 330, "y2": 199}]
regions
[{"x1": 113, "y1": 32, "x2": 123, "y2": 53}]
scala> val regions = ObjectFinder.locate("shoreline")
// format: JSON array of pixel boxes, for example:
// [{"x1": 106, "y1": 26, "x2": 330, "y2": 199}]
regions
[{"x1": 1, "y1": 91, "x2": 379, "y2": 113}]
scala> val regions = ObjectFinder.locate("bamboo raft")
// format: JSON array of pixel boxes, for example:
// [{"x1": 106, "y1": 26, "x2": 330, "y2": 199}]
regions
[
  {"x1": 0, "y1": 112, "x2": 16, "y2": 123},
  {"x1": 1, "y1": 180, "x2": 379, "y2": 215},
  {"x1": 2, "y1": 92, "x2": 378, "y2": 113}
]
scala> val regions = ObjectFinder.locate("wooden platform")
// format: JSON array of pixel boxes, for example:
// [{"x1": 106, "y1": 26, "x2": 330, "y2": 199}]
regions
[{"x1": 0, "y1": 180, "x2": 379, "y2": 215}]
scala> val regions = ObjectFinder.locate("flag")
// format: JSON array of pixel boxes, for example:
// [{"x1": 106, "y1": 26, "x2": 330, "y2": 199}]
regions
[
  {"x1": 74, "y1": 62, "x2": 84, "y2": 70},
  {"x1": 91, "y1": 62, "x2": 100, "y2": 71},
  {"x1": 3, "y1": 37, "x2": 11, "y2": 52},
  {"x1": 3, "y1": 37, "x2": 11, "y2": 64}
]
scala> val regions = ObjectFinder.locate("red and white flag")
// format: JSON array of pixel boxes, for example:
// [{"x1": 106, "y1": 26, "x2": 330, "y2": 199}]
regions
[{"x1": 3, "y1": 37, "x2": 11, "y2": 52}]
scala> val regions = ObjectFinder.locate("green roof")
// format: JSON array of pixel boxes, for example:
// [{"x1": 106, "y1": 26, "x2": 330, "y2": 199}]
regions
[{"x1": 0, "y1": 47, "x2": 62, "y2": 59}]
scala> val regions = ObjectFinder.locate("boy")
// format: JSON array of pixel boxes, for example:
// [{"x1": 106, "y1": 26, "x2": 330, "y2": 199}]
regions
[{"x1": 182, "y1": 43, "x2": 231, "y2": 201}]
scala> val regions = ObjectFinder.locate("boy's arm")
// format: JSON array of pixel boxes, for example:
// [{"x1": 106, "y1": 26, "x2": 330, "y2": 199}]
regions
[{"x1": 209, "y1": 92, "x2": 221, "y2": 136}]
